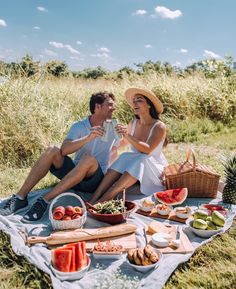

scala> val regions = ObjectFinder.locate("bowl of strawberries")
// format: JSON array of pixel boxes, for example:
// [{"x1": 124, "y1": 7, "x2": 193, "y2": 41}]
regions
[{"x1": 49, "y1": 192, "x2": 87, "y2": 230}]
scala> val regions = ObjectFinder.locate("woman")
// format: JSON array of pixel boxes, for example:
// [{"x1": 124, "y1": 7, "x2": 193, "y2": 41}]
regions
[{"x1": 89, "y1": 87, "x2": 168, "y2": 204}]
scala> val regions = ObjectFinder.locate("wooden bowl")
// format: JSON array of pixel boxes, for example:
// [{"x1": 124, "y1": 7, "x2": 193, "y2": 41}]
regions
[{"x1": 87, "y1": 201, "x2": 137, "y2": 224}]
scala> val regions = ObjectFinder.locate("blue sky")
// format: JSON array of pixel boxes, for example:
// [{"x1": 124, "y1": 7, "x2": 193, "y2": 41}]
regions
[{"x1": 0, "y1": 0, "x2": 235, "y2": 70}]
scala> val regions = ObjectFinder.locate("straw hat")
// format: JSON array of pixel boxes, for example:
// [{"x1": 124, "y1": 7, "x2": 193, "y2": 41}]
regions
[{"x1": 124, "y1": 87, "x2": 163, "y2": 114}]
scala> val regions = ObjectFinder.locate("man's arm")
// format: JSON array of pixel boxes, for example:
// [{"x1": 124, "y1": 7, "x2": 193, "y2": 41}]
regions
[{"x1": 60, "y1": 126, "x2": 104, "y2": 156}]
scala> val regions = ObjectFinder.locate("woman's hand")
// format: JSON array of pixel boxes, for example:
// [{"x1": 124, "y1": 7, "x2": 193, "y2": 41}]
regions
[{"x1": 114, "y1": 123, "x2": 128, "y2": 137}]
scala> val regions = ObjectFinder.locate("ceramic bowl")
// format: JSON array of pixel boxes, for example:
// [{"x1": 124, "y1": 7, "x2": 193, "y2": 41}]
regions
[
  {"x1": 126, "y1": 249, "x2": 163, "y2": 273},
  {"x1": 50, "y1": 256, "x2": 91, "y2": 281},
  {"x1": 174, "y1": 207, "x2": 192, "y2": 219},
  {"x1": 92, "y1": 251, "x2": 125, "y2": 260},
  {"x1": 156, "y1": 204, "x2": 173, "y2": 216},
  {"x1": 88, "y1": 201, "x2": 137, "y2": 224},
  {"x1": 186, "y1": 219, "x2": 223, "y2": 238},
  {"x1": 139, "y1": 200, "x2": 155, "y2": 212}
]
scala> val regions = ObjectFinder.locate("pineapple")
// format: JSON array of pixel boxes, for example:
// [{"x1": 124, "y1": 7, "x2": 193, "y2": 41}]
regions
[{"x1": 222, "y1": 155, "x2": 236, "y2": 205}]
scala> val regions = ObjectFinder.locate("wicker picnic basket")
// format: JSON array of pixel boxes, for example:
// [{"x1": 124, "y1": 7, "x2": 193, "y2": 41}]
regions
[
  {"x1": 164, "y1": 149, "x2": 220, "y2": 198},
  {"x1": 49, "y1": 192, "x2": 87, "y2": 230}
]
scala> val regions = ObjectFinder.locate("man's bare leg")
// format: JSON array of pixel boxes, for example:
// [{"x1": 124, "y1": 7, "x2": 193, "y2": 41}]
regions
[
  {"x1": 95, "y1": 172, "x2": 137, "y2": 203},
  {"x1": 89, "y1": 169, "x2": 121, "y2": 204},
  {"x1": 44, "y1": 154, "x2": 99, "y2": 201},
  {"x1": 17, "y1": 146, "x2": 64, "y2": 199}
]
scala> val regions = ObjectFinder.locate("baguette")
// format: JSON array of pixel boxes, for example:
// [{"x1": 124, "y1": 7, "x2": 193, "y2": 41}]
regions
[{"x1": 27, "y1": 223, "x2": 137, "y2": 245}]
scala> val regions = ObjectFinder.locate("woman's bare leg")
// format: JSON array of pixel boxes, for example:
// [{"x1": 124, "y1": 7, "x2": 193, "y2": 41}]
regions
[
  {"x1": 89, "y1": 169, "x2": 121, "y2": 204},
  {"x1": 95, "y1": 172, "x2": 137, "y2": 203}
]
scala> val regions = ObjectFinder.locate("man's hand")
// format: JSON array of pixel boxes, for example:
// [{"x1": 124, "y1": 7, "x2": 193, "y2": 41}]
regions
[{"x1": 88, "y1": 126, "x2": 105, "y2": 141}]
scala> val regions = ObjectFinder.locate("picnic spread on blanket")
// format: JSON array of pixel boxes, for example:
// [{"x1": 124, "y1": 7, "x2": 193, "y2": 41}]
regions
[{"x1": 0, "y1": 150, "x2": 236, "y2": 289}]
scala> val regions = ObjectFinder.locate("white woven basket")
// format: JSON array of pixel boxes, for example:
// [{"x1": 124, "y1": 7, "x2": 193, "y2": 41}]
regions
[{"x1": 49, "y1": 192, "x2": 87, "y2": 231}]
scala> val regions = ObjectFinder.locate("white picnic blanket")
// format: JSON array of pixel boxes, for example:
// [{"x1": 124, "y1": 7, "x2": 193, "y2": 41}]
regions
[{"x1": 0, "y1": 189, "x2": 235, "y2": 289}]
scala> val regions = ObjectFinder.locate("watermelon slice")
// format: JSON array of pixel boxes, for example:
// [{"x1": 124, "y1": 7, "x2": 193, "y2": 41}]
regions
[
  {"x1": 77, "y1": 242, "x2": 88, "y2": 269},
  {"x1": 80, "y1": 241, "x2": 88, "y2": 267},
  {"x1": 52, "y1": 248, "x2": 72, "y2": 272},
  {"x1": 154, "y1": 188, "x2": 188, "y2": 205},
  {"x1": 63, "y1": 245, "x2": 76, "y2": 272}
]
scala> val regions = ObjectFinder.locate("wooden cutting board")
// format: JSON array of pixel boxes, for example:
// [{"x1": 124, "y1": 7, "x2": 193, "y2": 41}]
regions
[
  {"x1": 136, "y1": 208, "x2": 188, "y2": 224},
  {"x1": 85, "y1": 232, "x2": 137, "y2": 252},
  {"x1": 48, "y1": 232, "x2": 137, "y2": 252},
  {"x1": 146, "y1": 221, "x2": 194, "y2": 254}
]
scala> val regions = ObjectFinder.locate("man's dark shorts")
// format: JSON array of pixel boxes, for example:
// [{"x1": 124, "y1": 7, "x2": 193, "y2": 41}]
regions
[{"x1": 50, "y1": 156, "x2": 104, "y2": 193}]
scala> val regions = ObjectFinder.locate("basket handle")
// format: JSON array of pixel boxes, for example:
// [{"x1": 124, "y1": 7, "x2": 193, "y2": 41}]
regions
[
  {"x1": 179, "y1": 148, "x2": 197, "y2": 172},
  {"x1": 49, "y1": 192, "x2": 87, "y2": 224}
]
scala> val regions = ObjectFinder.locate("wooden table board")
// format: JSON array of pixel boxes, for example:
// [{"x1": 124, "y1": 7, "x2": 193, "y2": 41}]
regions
[
  {"x1": 146, "y1": 221, "x2": 194, "y2": 254},
  {"x1": 136, "y1": 208, "x2": 189, "y2": 224}
]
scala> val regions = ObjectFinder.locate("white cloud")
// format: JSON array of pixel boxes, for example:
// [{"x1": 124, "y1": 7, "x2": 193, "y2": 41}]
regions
[
  {"x1": 49, "y1": 41, "x2": 64, "y2": 48},
  {"x1": 0, "y1": 19, "x2": 7, "y2": 27},
  {"x1": 99, "y1": 47, "x2": 110, "y2": 53},
  {"x1": 133, "y1": 10, "x2": 147, "y2": 16},
  {"x1": 203, "y1": 50, "x2": 221, "y2": 59},
  {"x1": 155, "y1": 6, "x2": 182, "y2": 19},
  {"x1": 144, "y1": 44, "x2": 152, "y2": 48},
  {"x1": 49, "y1": 41, "x2": 80, "y2": 54},
  {"x1": 65, "y1": 44, "x2": 80, "y2": 55},
  {"x1": 37, "y1": 6, "x2": 48, "y2": 12},
  {"x1": 180, "y1": 48, "x2": 188, "y2": 53},
  {"x1": 33, "y1": 26, "x2": 40, "y2": 30},
  {"x1": 44, "y1": 49, "x2": 57, "y2": 56},
  {"x1": 76, "y1": 41, "x2": 82, "y2": 45},
  {"x1": 91, "y1": 53, "x2": 111, "y2": 59}
]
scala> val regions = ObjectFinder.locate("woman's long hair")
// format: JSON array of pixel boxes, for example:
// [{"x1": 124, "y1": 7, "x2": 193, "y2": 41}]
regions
[
  {"x1": 134, "y1": 95, "x2": 168, "y2": 147},
  {"x1": 134, "y1": 95, "x2": 160, "y2": 119}
]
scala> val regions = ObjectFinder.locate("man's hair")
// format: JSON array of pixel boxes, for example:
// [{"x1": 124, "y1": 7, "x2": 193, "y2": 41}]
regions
[{"x1": 89, "y1": 91, "x2": 115, "y2": 114}]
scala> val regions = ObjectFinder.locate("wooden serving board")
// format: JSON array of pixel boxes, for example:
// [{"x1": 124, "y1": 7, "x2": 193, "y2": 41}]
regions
[
  {"x1": 48, "y1": 232, "x2": 137, "y2": 252},
  {"x1": 146, "y1": 221, "x2": 194, "y2": 254},
  {"x1": 136, "y1": 208, "x2": 188, "y2": 224},
  {"x1": 85, "y1": 232, "x2": 137, "y2": 252}
]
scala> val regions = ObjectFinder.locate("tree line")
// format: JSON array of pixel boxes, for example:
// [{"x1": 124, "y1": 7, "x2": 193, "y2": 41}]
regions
[{"x1": 0, "y1": 54, "x2": 234, "y2": 80}]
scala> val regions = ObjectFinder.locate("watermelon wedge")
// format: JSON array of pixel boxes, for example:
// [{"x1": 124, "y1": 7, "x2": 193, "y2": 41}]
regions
[
  {"x1": 77, "y1": 242, "x2": 88, "y2": 269},
  {"x1": 52, "y1": 248, "x2": 72, "y2": 272},
  {"x1": 154, "y1": 188, "x2": 188, "y2": 205},
  {"x1": 63, "y1": 245, "x2": 76, "y2": 272}
]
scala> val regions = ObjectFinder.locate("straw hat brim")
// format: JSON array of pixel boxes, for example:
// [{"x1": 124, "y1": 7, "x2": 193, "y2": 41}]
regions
[{"x1": 124, "y1": 87, "x2": 163, "y2": 114}]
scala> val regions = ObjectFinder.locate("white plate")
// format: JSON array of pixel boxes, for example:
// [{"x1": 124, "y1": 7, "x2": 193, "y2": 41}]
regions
[
  {"x1": 186, "y1": 219, "x2": 223, "y2": 238},
  {"x1": 126, "y1": 249, "x2": 163, "y2": 273},
  {"x1": 50, "y1": 256, "x2": 90, "y2": 281},
  {"x1": 92, "y1": 251, "x2": 125, "y2": 260}
]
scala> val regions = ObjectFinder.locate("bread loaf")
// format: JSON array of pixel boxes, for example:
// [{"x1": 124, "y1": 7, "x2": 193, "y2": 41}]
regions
[{"x1": 27, "y1": 223, "x2": 137, "y2": 245}]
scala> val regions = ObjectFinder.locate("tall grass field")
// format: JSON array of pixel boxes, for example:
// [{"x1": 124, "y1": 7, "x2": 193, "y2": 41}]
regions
[{"x1": 0, "y1": 73, "x2": 236, "y2": 288}]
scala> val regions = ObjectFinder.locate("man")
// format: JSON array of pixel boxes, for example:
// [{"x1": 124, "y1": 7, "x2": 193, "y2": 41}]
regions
[{"x1": 0, "y1": 91, "x2": 118, "y2": 221}]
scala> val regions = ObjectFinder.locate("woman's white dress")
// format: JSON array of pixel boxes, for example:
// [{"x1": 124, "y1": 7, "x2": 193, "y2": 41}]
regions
[{"x1": 110, "y1": 119, "x2": 168, "y2": 196}]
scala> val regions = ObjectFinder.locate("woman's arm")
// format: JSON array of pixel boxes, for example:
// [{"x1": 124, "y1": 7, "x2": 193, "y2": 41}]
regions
[{"x1": 120, "y1": 121, "x2": 166, "y2": 154}]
